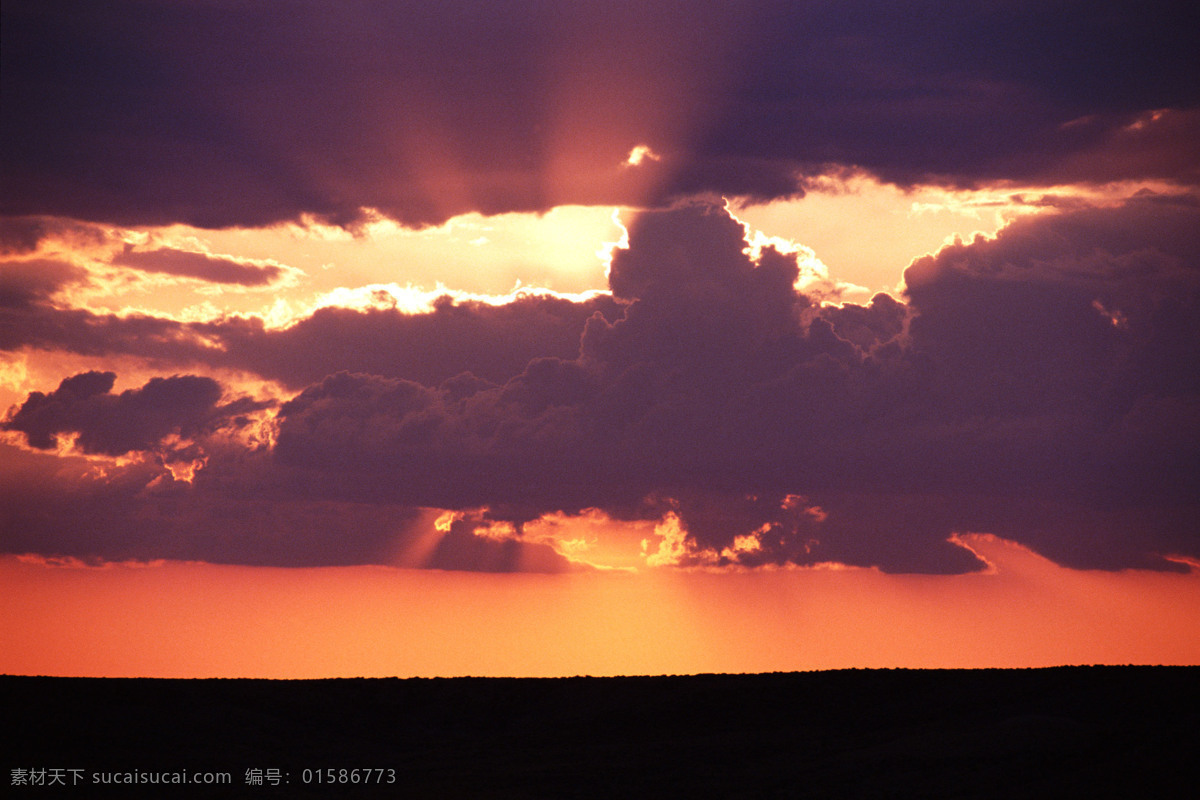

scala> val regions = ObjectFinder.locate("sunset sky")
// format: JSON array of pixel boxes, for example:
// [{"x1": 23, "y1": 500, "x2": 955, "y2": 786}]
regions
[{"x1": 2, "y1": 1, "x2": 1199, "y2": 677}]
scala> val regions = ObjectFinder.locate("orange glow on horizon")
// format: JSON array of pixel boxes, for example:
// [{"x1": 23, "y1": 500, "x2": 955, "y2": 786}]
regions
[{"x1": 3, "y1": 535, "x2": 1197, "y2": 679}]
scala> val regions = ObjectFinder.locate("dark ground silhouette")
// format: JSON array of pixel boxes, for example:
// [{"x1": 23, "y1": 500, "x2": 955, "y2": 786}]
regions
[{"x1": 4, "y1": 667, "x2": 1197, "y2": 797}]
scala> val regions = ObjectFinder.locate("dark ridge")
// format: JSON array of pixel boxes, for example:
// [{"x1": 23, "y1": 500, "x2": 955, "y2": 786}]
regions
[{"x1": 4, "y1": 667, "x2": 1197, "y2": 798}]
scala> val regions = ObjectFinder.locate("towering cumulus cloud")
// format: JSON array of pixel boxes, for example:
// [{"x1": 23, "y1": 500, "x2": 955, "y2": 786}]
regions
[{"x1": 269, "y1": 199, "x2": 1200, "y2": 572}]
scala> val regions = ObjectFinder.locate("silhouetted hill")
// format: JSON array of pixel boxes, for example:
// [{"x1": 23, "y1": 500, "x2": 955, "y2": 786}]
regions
[{"x1": 4, "y1": 667, "x2": 1197, "y2": 797}]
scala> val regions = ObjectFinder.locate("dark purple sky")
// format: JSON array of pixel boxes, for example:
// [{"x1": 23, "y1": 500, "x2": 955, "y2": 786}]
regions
[{"x1": 4, "y1": 1, "x2": 1197, "y2": 226}]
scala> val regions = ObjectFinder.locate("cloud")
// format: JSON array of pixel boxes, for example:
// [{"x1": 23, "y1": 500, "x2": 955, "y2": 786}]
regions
[
  {"x1": 3, "y1": 196, "x2": 1198, "y2": 573},
  {"x1": 0, "y1": 291, "x2": 625, "y2": 389},
  {"x1": 268, "y1": 198, "x2": 1200, "y2": 572},
  {"x1": 0, "y1": 304, "x2": 201, "y2": 359},
  {"x1": 2, "y1": 371, "x2": 270, "y2": 457},
  {"x1": 0, "y1": 442, "x2": 437, "y2": 567},
  {"x1": 111, "y1": 244, "x2": 287, "y2": 286},
  {"x1": 0, "y1": 217, "x2": 48, "y2": 255},
  {"x1": 891, "y1": 193, "x2": 1200, "y2": 567},
  {"x1": 7, "y1": 1, "x2": 1197, "y2": 575},
  {"x1": 902, "y1": 192, "x2": 1200, "y2": 408},
  {"x1": 0, "y1": 259, "x2": 87, "y2": 308},
  {"x1": 220, "y1": 294, "x2": 625, "y2": 389},
  {"x1": 2, "y1": 1, "x2": 1196, "y2": 229},
  {"x1": 0, "y1": 398, "x2": 570, "y2": 570},
  {"x1": 426, "y1": 514, "x2": 574, "y2": 573}
]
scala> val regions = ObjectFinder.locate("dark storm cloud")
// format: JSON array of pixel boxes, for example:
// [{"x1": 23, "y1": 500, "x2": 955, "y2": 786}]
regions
[
  {"x1": 3, "y1": 1, "x2": 1197, "y2": 229},
  {"x1": 4, "y1": 197, "x2": 1198, "y2": 572},
  {"x1": 265, "y1": 198, "x2": 1200, "y2": 572},
  {"x1": 2, "y1": 371, "x2": 270, "y2": 456},
  {"x1": 111, "y1": 245, "x2": 285, "y2": 286}
]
